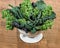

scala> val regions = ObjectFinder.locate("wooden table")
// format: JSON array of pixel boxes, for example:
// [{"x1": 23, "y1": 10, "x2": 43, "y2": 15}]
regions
[{"x1": 0, "y1": 0, "x2": 60, "y2": 48}]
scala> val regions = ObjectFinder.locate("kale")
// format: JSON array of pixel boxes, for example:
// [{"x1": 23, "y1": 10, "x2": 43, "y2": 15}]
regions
[{"x1": 2, "y1": 0, "x2": 56, "y2": 34}]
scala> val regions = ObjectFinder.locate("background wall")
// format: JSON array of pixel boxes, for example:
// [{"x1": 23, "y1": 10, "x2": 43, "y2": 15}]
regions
[{"x1": 0, "y1": 0, "x2": 60, "y2": 48}]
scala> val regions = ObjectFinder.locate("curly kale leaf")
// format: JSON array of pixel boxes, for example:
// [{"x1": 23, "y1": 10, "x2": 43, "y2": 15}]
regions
[{"x1": 36, "y1": 0, "x2": 46, "y2": 10}]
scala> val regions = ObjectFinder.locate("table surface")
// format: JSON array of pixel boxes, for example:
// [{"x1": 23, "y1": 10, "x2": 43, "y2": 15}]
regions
[{"x1": 0, "y1": 0, "x2": 60, "y2": 48}]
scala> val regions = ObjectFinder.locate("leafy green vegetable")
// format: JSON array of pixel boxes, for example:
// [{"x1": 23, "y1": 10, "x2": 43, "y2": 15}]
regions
[
  {"x1": 31, "y1": 28, "x2": 36, "y2": 34},
  {"x1": 36, "y1": 0, "x2": 46, "y2": 10},
  {"x1": 20, "y1": 0, "x2": 33, "y2": 18},
  {"x1": 2, "y1": 0, "x2": 56, "y2": 34},
  {"x1": 2, "y1": 9, "x2": 15, "y2": 30},
  {"x1": 42, "y1": 5, "x2": 53, "y2": 18},
  {"x1": 18, "y1": 18, "x2": 26, "y2": 27}
]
